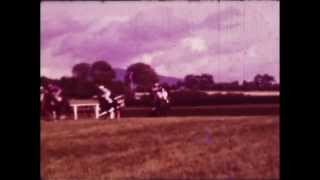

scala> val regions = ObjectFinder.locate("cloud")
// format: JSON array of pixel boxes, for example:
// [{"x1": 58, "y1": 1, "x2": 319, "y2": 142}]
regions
[
  {"x1": 182, "y1": 37, "x2": 208, "y2": 53},
  {"x1": 41, "y1": 5, "x2": 241, "y2": 64},
  {"x1": 41, "y1": 2, "x2": 279, "y2": 82},
  {"x1": 199, "y1": 7, "x2": 242, "y2": 29},
  {"x1": 41, "y1": 16, "x2": 91, "y2": 48}
]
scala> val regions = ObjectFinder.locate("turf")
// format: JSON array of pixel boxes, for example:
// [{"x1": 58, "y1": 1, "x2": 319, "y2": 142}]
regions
[{"x1": 41, "y1": 116, "x2": 279, "y2": 180}]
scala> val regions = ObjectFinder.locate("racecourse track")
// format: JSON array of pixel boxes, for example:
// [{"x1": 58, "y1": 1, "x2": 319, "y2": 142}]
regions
[{"x1": 41, "y1": 115, "x2": 279, "y2": 179}]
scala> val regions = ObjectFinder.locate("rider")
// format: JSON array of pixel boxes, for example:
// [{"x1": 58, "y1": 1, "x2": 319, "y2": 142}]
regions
[
  {"x1": 151, "y1": 82, "x2": 170, "y2": 116},
  {"x1": 160, "y1": 87, "x2": 169, "y2": 104},
  {"x1": 40, "y1": 86, "x2": 47, "y2": 118},
  {"x1": 152, "y1": 83, "x2": 170, "y2": 103},
  {"x1": 47, "y1": 84, "x2": 69, "y2": 120},
  {"x1": 96, "y1": 85, "x2": 117, "y2": 119}
]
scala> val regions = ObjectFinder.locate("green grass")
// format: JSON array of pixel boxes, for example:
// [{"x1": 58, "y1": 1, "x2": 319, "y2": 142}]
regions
[{"x1": 41, "y1": 116, "x2": 279, "y2": 179}]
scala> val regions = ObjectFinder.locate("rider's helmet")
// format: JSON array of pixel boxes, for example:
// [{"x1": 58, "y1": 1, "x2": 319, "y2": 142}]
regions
[
  {"x1": 98, "y1": 85, "x2": 112, "y2": 97},
  {"x1": 98, "y1": 85, "x2": 105, "y2": 90},
  {"x1": 98, "y1": 85, "x2": 110, "y2": 92},
  {"x1": 152, "y1": 82, "x2": 161, "y2": 92},
  {"x1": 48, "y1": 84, "x2": 60, "y2": 93}
]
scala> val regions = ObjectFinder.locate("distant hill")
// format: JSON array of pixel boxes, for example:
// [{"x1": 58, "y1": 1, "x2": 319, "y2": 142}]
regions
[{"x1": 114, "y1": 68, "x2": 182, "y2": 85}]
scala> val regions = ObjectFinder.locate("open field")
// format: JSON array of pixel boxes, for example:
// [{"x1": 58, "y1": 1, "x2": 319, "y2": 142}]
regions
[{"x1": 41, "y1": 116, "x2": 279, "y2": 179}]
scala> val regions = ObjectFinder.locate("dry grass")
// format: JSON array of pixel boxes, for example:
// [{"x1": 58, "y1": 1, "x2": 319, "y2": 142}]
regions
[{"x1": 41, "y1": 116, "x2": 279, "y2": 180}]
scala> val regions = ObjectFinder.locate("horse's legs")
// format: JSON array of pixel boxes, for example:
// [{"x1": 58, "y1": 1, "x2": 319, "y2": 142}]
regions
[
  {"x1": 42, "y1": 107, "x2": 52, "y2": 121},
  {"x1": 109, "y1": 107, "x2": 115, "y2": 119},
  {"x1": 52, "y1": 111, "x2": 57, "y2": 121},
  {"x1": 116, "y1": 111, "x2": 121, "y2": 119},
  {"x1": 98, "y1": 111, "x2": 108, "y2": 119},
  {"x1": 59, "y1": 100, "x2": 69, "y2": 120}
]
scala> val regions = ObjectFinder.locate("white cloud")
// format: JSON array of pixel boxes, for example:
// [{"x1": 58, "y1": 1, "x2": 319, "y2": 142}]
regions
[
  {"x1": 246, "y1": 46, "x2": 257, "y2": 58},
  {"x1": 129, "y1": 51, "x2": 164, "y2": 65},
  {"x1": 182, "y1": 37, "x2": 208, "y2": 53},
  {"x1": 41, "y1": 47, "x2": 83, "y2": 78},
  {"x1": 141, "y1": 54, "x2": 154, "y2": 64},
  {"x1": 87, "y1": 16, "x2": 129, "y2": 33}
]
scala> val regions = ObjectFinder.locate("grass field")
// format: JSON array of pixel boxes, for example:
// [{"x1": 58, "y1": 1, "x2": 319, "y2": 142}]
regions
[{"x1": 41, "y1": 116, "x2": 279, "y2": 180}]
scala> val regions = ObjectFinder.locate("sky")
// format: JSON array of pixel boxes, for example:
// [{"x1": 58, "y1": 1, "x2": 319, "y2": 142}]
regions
[{"x1": 41, "y1": 1, "x2": 279, "y2": 83}]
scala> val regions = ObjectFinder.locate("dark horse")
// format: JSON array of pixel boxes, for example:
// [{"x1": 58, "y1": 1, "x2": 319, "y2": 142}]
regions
[
  {"x1": 150, "y1": 85, "x2": 170, "y2": 116},
  {"x1": 41, "y1": 86, "x2": 70, "y2": 121}
]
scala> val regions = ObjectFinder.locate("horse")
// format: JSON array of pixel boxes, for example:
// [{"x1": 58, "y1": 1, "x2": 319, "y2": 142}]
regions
[
  {"x1": 41, "y1": 86, "x2": 70, "y2": 121},
  {"x1": 151, "y1": 87, "x2": 170, "y2": 116},
  {"x1": 41, "y1": 90, "x2": 57, "y2": 121},
  {"x1": 95, "y1": 85, "x2": 125, "y2": 120}
]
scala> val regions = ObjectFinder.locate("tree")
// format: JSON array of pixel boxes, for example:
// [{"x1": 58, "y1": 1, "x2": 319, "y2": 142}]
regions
[
  {"x1": 72, "y1": 63, "x2": 91, "y2": 80},
  {"x1": 262, "y1": 74, "x2": 275, "y2": 84},
  {"x1": 41, "y1": 76, "x2": 50, "y2": 87},
  {"x1": 59, "y1": 76, "x2": 97, "y2": 99},
  {"x1": 108, "y1": 80, "x2": 127, "y2": 95},
  {"x1": 199, "y1": 74, "x2": 214, "y2": 90},
  {"x1": 160, "y1": 82, "x2": 170, "y2": 90},
  {"x1": 125, "y1": 63, "x2": 159, "y2": 89},
  {"x1": 175, "y1": 80, "x2": 184, "y2": 90},
  {"x1": 41, "y1": 76, "x2": 59, "y2": 87},
  {"x1": 184, "y1": 74, "x2": 199, "y2": 90},
  {"x1": 90, "y1": 61, "x2": 115, "y2": 85},
  {"x1": 184, "y1": 74, "x2": 214, "y2": 90},
  {"x1": 254, "y1": 74, "x2": 263, "y2": 87},
  {"x1": 230, "y1": 81, "x2": 240, "y2": 90},
  {"x1": 59, "y1": 76, "x2": 76, "y2": 98},
  {"x1": 254, "y1": 74, "x2": 275, "y2": 90}
]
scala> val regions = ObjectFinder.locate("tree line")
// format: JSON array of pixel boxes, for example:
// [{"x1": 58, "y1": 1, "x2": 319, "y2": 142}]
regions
[{"x1": 41, "y1": 60, "x2": 279, "y2": 99}]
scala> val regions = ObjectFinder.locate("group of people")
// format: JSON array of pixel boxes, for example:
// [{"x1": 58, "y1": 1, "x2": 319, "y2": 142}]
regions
[{"x1": 40, "y1": 82, "x2": 171, "y2": 121}]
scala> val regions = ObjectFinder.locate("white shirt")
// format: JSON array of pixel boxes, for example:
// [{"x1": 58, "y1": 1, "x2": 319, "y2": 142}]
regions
[{"x1": 100, "y1": 87, "x2": 113, "y2": 103}]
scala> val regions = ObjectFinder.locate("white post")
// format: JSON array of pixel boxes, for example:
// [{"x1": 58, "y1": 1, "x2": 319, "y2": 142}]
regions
[
  {"x1": 73, "y1": 105, "x2": 78, "y2": 120},
  {"x1": 95, "y1": 104, "x2": 100, "y2": 119}
]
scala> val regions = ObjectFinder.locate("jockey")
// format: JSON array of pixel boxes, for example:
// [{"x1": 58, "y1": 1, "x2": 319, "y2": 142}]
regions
[
  {"x1": 48, "y1": 84, "x2": 63, "y2": 102},
  {"x1": 40, "y1": 86, "x2": 47, "y2": 118},
  {"x1": 152, "y1": 83, "x2": 169, "y2": 103},
  {"x1": 46, "y1": 84, "x2": 69, "y2": 120},
  {"x1": 98, "y1": 85, "x2": 113, "y2": 103},
  {"x1": 40, "y1": 86, "x2": 44, "y2": 102},
  {"x1": 151, "y1": 82, "x2": 170, "y2": 116},
  {"x1": 160, "y1": 87, "x2": 170, "y2": 104},
  {"x1": 97, "y1": 85, "x2": 116, "y2": 119},
  {"x1": 152, "y1": 82, "x2": 161, "y2": 92}
]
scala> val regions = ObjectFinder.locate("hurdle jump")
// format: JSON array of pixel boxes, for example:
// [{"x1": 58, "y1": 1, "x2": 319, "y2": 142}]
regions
[{"x1": 70, "y1": 102, "x2": 100, "y2": 120}]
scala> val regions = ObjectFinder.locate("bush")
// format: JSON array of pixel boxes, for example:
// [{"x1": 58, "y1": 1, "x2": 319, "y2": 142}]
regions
[
  {"x1": 124, "y1": 90, "x2": 279, "y2": 107},
  {"x1": 170, "y1": 90, "x2": 208, "y2": 106}
]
